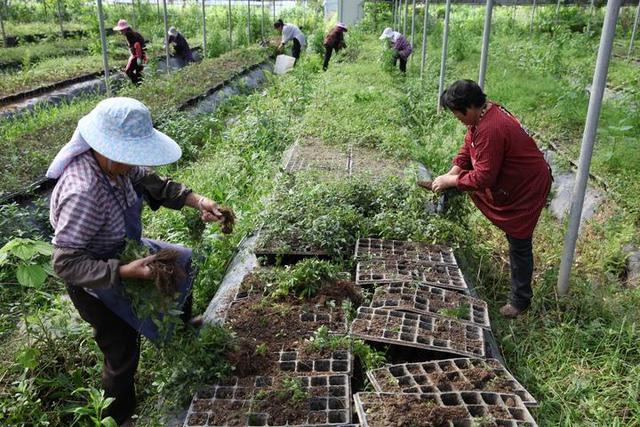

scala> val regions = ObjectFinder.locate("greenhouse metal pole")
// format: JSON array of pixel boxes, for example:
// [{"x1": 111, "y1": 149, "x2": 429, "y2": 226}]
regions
[
  {"x1": 0, "y1": 0, "x2": 6, "y2": 48},
  {"x1": 202, "y1": 0, "x2": 207, "y2": 58},
  {"x1": 478, "y1": 0, "x2": 493, "y2": 89},
  {"x1": 557, "y1": 0, "x2": 621, "y2": 296},
  {"x1": 273, "y1": 0, "x2": 275, "y2": 22},
  {"x1": 131, "y1": 0, "x2": 137, "y2": 29},
  {"x1": 555, "y1": 0, "x2": 561, "y2": 20},
  {"x1": 437, "y1": 0, "x2": 452, "y2": 112},
  {"x1": 96, "y1": 0, "x2": 110, "y2": 95},
  {"x1": 261, "y1": 0, "x2": 265, "y2": 41},
  {"x1": 530, "y1": 0, "x2": 537, "y2": 33},
  {"x1": 56, "y1": 0, "x2": 65, "y2": 39},
  {"x1": 411, "y1": 0, "x2": 416, "y2": 46},
  {"x1": 629, "y1": 0, "x2": 640, "y2": 58},
  {"x1": 162, "y1": 0, "x2": 169, "y2": 72},
  {"x1": 586, "y1": 0, "x2": 595, "y2": 33},
  {"x1": 420, "y1": 0, "x2": 429, "y2": 80},
  {"x1": 404, "y1": 0, "x2": 409, "y2": 34},
  {"x1": 247, "y1": 0, "x2": 251, "y2": 45},
  {"x1": 229, "y1": 0, "x2": 233, "y2": 49}
]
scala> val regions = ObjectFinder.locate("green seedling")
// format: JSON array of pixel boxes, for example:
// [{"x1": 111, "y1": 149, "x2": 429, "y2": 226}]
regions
[{"x1": 438, "y1": 304, "x2": 470, "y2": 319}]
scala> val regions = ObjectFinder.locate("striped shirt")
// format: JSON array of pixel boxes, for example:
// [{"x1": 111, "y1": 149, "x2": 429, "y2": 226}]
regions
[{"x1": 50, "y1": 151, "x2": 140, "y2": 256}]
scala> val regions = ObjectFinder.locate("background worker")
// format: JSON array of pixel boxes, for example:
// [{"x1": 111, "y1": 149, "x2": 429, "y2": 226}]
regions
[
  {"x1": 379, "y1": 27, "x2": 412, "y2": 73},
  {"x1": 47, "y1": 97, "x2": 231, "y2": 426},
  {"x1": 166, "y1": 26, "x2": 194, "y2": 66},
  {"x1": 274, "y1": 19, "x2": 306, "y2": 65},
  {"x1": 429, "y1": 80, "x2": 552, "y2": 319},
  {"x1": 113, "y1": 19, "x2": 147, "y2": 86},
  {"x1": 323, "y1": 22, "x2": 348, "y2": 71}
]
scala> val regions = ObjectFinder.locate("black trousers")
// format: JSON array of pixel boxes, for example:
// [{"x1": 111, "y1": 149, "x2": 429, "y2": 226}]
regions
[
  {"x1": 125, "y1": 63, "x2": 144, "y2": 86},
  {"x1": 392, "y1": 51, "x2": 407, "y2": 73},
  {"x1": 67, "y1": 285, "x2": 140, "y2": 425},
  {"x1": 67, "y1": 285, "x2": 194, "y2": 424},
  {"x1": 291, "y1": 38, "x2": 301, "y2": 65},
  {"x1": 506, "y1": 235, "x2": 534, "y2": 310},
  {"x1": 323, "y1": 46, "x2": 334, "y2": 71}
]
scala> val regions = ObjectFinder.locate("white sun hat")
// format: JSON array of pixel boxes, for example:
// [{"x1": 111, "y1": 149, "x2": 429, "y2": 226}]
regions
[
  {"x1": 379, "y1": 27, "x2": 394, "y2": 40},
  {"x1": 113, "y1": 19, "x2": 131, "y2": 31},
  {"x1": 168, "y1": 26, "x2": 178, "y2": 36},
  {"x1": 77, "y1": 97, "x2": 181, "y2": 166}
]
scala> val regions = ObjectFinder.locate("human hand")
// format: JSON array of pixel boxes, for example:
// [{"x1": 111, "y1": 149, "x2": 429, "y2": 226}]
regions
[
  {"x1": 416, "y1": 180, "x2": 433, "y2": 191},
  {"x1": 198, "y1": 197, "x2": 224, "y2": 223},
  {"x1": 119, "y1": 254, "x2": 156, "y2": 280},
  {"x1": 432, "y1": 175, "x2": 457, "y2": 192}
]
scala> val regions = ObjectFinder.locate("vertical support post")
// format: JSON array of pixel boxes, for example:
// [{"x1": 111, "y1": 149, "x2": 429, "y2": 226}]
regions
[
  {"x1": 247, "y1": 0, "x2": 251, "y2": 45},
  {"x1": 437, "y1": 0, "x2": 451, "y2": 112},
  {"x1": 420, "y1": 0, "x2": 429, "y2": 80},
  {"x1": 0, "y1": 0, "x2": 7, "y2": 48},
  {"x1": 555, "y1": 0, "x2": 561, "y2": 23},
  {"x1": 628, "y1": 0, "x2": 640, "y2": 58},
  {"x1": 56, "y1": 0, "x2": 65, "y2": 39},
  {"x1": 229, "y1": 0, "x2": 233, "y2": 50},
  {"x1": 202, "y1": 0, "x2": 207, "y2": 58},
  {"x1": 399, "y1": 0, "x2": 403, "y2": 30},
  {"x1": 273, "y1": 0, "x2": 276, "y2": 22},
  {"x1": 131, "y1": 0, "x2": 137, "y2": 29},
  {"x1": 557, "y1": 0, "x2": 621, "y2": 296},
  {"x1": 586, "y1": 0, "x2": 595, "y2": 33},
  {"x1": 530, "y1": 0, "x2": 537, "y2": 33},
  {"x1": 162, "y1": 0, "x2": 170, "y2": 72},
  {"x1": 96, "y1": 0, "x2": 110, "y2": 95},
  {"x1": 404, "y1": 0, "x2": 409, "y2": 34},
  {"x1": 261, "y1": 0, "x2": 265, "y2": 41},
  {"x1": 410, "y1": 0, "x2": 416, "y2": 46},
  {"x1": 478, "y1": 0, "x2": 493, "y2": 89}
]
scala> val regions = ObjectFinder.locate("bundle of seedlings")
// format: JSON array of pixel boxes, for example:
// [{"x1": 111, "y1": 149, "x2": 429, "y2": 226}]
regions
[
  {"x1": 218, "y1": 206, "x2": 236, "y2": 234},
  {"x1": 119, "y1": 240, "x2": 187, "y2": 319}
]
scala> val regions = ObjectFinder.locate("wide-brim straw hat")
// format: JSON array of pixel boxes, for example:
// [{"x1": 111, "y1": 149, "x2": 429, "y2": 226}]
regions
[
  {"x1": 78, "y1": 97, "x2": 181, "y2": 166},
  {"x1": 337, "y1": 22, "x2": 348, "y2": 31},
  {"x1": 168, "y1": 26, "x2": 178, "y2": 36},
  {"x1": 113, "y1": 19, "x2": 131, "y2": 31},
  {"x1": 380, "y1": 27, "x2": 394, "y2": 40}
]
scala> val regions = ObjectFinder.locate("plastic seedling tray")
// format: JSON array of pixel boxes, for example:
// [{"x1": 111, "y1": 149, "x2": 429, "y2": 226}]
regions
[
  {"x1": 284, "y1": 141, "x2": 350, "y2": 177},
  {"x1": 356, "y1": 259, "x2": 469, "y2": 293},
  {"x1": 349, "y1": 307, "x2": 485, "y2": 358},
  {"x1": 367, "y1": 358, "x2": 537, "y2": 407},
  {"x1": 184, "y1": 374, "x2": 351, "y2": 426},
  {"x1": 278, "y1": 349, "x2": 352, "y2": 375},
  {"x1": 349, "y1": 147, "x2": 409, "y2": 180},
  {"x1": 355, "y1": 238, "x2": 458, "y2": 266},
  {"x1": 369, "y1": 282, "x2": 490, "y2": 329},
  {"x1": 353, "y1": 392, "x2": 537, "y2": 427}
]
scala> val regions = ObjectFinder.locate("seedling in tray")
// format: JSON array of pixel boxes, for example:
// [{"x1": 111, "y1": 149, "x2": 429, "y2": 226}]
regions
[
  {"x1": 349, "y1": 307, "x2": 485, "y2": 358},
  {"x1": 355, "y1": 238, "x2": 458, "y2": 266},
  {"x1": 370, "y1": 282, "x2": 490, "y2": 328},
  {"x1": 356, "y1": 258, "x2": 469, "y2": 293},
  {"x1": 367, "y1": 358, "x2": 537, "y2": 407},
  {"x1": 353, "y1": 392, "x2": 537, "y2": 427},
  {"x1": 183, "y1": 374, "x2": 352, "y2": 426}
]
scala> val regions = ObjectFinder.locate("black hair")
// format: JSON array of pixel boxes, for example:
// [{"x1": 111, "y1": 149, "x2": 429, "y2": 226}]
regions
[
  {"x1": 274, "y1": 19, "x2": 284, "y2": 29},
  {"x1": 439, "y1": 79, "x2": 487, "y2": 114}
]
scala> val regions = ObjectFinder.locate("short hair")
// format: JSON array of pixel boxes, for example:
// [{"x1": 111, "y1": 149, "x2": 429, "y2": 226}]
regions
[
  {"x1": 274, "y1": 19, "x2": 284, "y2": 29},
  {"x1": 440, "y1": 80, "x2": 487, "y2": 114}
]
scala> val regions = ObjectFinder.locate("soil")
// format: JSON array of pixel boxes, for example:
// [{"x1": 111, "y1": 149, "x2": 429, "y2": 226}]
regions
[
  {"x1": 219, "y1": 206, "x2": 236, "y2": 234},
  {"x1": 149, "y1": 249, "x2": 186, "y2": 296},
  {"x1": 358, "y1": 394, "x2": 472, "y2": 427}
]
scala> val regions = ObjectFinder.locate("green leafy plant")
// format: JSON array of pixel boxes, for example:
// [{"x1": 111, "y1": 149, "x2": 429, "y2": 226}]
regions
[
  {"x1": 438, "y1": 304, "x2": 469, "y2": 319},
  {"x1": 280, "y1": 377, "x2": 309, "y2": 402},
  {"x1": 66, "y1": 387, "x2": 117, "y2": 427}
]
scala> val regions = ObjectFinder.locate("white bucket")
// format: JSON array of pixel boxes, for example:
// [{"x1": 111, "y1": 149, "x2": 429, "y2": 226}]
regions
[{"x1": 274, "y1": 54, "x2": 296, "y2": 75}]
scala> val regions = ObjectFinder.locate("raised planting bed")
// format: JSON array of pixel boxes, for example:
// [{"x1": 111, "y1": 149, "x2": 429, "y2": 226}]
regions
[
  {"x1": 356, "y1": 259, "x2": 469, "y2": 293},
  {"x1": 350, "y1": 146, "x2": 411, "y2": 180},
  {"x1": 349, "y1": 307, "x2": 485, "y2": 358},
  {"x1": 353, "y1": 392, "x2": 537, "y2": 427},
  {"x1": 367, "y1": 358, "x2": 537, "y2": 407},
  {"x1": 184, "y1": 374, "x2": 352, "y2": 426},
  {"x1": 369, "y1": 282, "x2": 490, "y2": 329},
  {"x1": 355, "y1": 237, "x2": 458, "y2": 265}
]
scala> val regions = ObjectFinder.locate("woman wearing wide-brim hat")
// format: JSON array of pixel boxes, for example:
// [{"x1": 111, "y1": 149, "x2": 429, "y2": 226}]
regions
[
  {"x1": 113, "y1": 19, "x2": 147, "y2": 86},
  {"x1": 48, "y1": 97, "x2": 232, "y2": 426},
  {"x1": 322, "y1": 22, "x2": 348, "y2": 71},
  {"x1": 379, "y1": 27, "x2": 413, "y2": 73}
]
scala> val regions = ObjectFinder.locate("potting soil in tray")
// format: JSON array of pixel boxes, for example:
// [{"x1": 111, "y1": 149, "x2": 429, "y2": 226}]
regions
[
  {"x1": 353, "y1": 392, "x2": 537, "y2": 427},
  {"x1": 355, "y1": 237, "x2": 458, "y2": 266},
  {"x1": 367, "y1": 358, "x2": 537, "y2": 407}
]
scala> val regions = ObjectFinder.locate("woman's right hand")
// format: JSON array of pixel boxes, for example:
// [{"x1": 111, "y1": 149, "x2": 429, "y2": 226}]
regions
[{"x1": 119, "y1": 255, "x2": 156, "y2": 280}]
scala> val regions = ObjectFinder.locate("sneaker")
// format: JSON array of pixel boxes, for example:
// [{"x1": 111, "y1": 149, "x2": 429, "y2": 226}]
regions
[{"x1": 499, "y1": 304, "x2": 525, "y2": 319}]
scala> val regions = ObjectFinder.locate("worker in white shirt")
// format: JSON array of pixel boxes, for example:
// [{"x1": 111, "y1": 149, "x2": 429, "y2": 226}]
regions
[{"x1": 274, "y1": 19, "x2": 306, "y2": 65}]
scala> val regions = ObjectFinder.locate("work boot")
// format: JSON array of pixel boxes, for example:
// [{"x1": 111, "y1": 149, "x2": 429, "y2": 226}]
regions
[{"x1": 499, "y1": 304, "x2": 525, "y2": 319}]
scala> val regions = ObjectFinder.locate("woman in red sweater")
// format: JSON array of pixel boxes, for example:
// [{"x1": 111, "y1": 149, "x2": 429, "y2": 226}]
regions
[{"x1": 431, "y1": 80, "x2": 552, "y2": 318}]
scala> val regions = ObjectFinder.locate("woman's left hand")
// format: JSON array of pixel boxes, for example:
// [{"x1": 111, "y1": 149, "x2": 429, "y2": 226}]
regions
[{"x1": 432, "y1": 174, "x2": 457, "y2": 192}]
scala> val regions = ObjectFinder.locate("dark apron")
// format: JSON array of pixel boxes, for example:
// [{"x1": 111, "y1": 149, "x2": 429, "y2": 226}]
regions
[{"x1": 88, "y1": 172, "x2": 193, "y2": 342}]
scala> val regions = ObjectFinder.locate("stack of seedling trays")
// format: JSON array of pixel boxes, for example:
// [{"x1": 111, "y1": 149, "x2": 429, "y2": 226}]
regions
[
  {"x1": 184, "y1": 269, "x2": 359, "y2": 426},
  {"x1": 349, "y1": 238, "x2": 538, "y2": 426}
]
